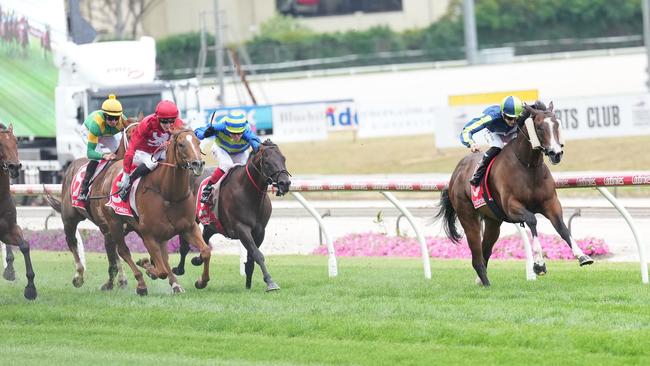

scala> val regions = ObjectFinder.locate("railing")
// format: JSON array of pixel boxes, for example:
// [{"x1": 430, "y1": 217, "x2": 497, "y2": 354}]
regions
[{"x1": 4, "y1": 172, "x2": 650, "y2": 283}]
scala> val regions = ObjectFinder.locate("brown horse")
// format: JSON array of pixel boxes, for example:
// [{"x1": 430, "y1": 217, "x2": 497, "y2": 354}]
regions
[
  {"x1": 45, "y1": 118, "x2": 139, "y2": 289},
  {"x1": 173, "y1": 140, "x2": 291, "y2": 291},
  {"x1": 434, "y1": 101, "x2": 593, "y2": 286},
  {"x1": 94, "y1": 128, "x2": 209, "y2": 295},
  {"x1": 0, "y1": 123, "x2": 36, "y2": 300}
]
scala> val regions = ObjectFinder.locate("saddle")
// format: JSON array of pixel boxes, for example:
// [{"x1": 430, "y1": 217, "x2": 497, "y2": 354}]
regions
[
  {"x1": 471, "y1": 157, "x2": 523, "y2": 225},
  {"x1": 71, "y1": 160, "x2": 109, "y2": 210}
]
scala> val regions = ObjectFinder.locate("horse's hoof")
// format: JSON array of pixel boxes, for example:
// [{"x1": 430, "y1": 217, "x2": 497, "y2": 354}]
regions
[
  {"x1": 135, "y1": 287, "x2": 148, "y2": 296},
  {"x1": 72, "y1": 277, "x2": 84, "y2": 288},
  {"x1": 579, "y1": 255, "x2": 594, "y2": 266},
  {"x1": 172, "y1": 283, "x2": 185, "y2": 294},
  {"x1": 191, "y1": 256, "x2": 203, "y2": 266},
  {"x1": 136, "y1": 258, "x2": 149, "y2": 268},
  {"x1": 194, "y1": 280, "x2": 208, "y2": 289},
  {"x1": 172, "y1": 267, "x2": 185, "y2": 276},
  {"x1": 24, "y1": 286, "x2": 37, "y2": 300},
  {"x1": 145, "y1": 271, "x2": 158, "y2": 280},
  {"x1": 119, "y1": 279, "x2": 128, "y2": 289},
  {"x1": 100, "y1": 283, "x2": 114, "y2": 291},
  {"x1": 265, "y1": 282, "x2": 280, "y2": 292},
  {"x1": 3, "y1": 267, "x2": 16, "y2": 281},
  {"x1": 533, "y1": 263, "x2": 547, "y2": 276}
]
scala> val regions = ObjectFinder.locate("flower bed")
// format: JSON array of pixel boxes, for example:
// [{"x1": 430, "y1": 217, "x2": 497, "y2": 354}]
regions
[
  {"x1": 21, "y1": 229, "x2": 183, "y2": 253},
  {"x1": 312, "y1": 232, "x2": 610, "y2": 259}
]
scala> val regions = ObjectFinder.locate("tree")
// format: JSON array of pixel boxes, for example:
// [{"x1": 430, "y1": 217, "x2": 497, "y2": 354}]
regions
[{"x1": 91, "y1": 0, "x2": 161, "y2": 39}]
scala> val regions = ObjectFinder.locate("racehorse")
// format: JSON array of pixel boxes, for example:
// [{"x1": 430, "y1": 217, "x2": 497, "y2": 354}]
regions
[
  {"x1": 434, "y1": 101, "x2": 593, "y2": 286},
  {"x1": 45, "y1": 118, "x2": 139, "y2": 290},
  {"x1": 95, "y1": 128, "x2": 209, "y2": 295},
  {"x1": 172, "y1": 140, "x2": 291, "y2": 291},
  {"x1": 0, "y1": 123, "x2": 37, "y2": 299}
]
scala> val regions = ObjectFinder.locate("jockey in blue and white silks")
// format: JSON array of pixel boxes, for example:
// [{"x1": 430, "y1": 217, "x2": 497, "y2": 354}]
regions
[
  {"x1": 195, "y1": 111, "x2": 262, "y2": 203},
  {"x1": 459, "y1": 95, "x2": 524, "y2": 186}
]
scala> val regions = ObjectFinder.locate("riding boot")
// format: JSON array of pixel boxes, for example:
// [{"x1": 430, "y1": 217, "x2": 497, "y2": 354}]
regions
[
  {"x1": 119, "y1": 164, "x2": 151, "y2": 202},
  {"x1": 78, "y1": 160, "x2": 99, "y2": 202},
  {"x1": 201, "y1": 168, "x2": 225, "y2": 204},
  {"x1": 469, "y1": 147, "x2": 501, "y2": 187}
]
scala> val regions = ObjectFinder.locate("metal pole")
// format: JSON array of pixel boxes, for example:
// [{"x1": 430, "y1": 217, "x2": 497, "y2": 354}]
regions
[
  {"x1": 463, "y1": 0, "x2": 478, "y2": 65},
  {"x1": 643, "y1": 0, "x2": 650, "y2": 90},
  {"x1": 213, "y1": 0, "x2": 225, "y2": 105}
]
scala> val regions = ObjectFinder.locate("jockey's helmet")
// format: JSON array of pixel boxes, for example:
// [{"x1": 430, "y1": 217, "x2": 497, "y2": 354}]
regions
[
  {"x1": 223, "y1": 111, "x2": 247, "y2": 134},
  {"x1": 155, "y1": 100, "x2": 179, "y2": 120},
  {"x1": 500, "y1": 95, "x2": 523, "y2": 118},
  {"x1": 101, "y1": 94, "x2": 123, "y2": 117}
]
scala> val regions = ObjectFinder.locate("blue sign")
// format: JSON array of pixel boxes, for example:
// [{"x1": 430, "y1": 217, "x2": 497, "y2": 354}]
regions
[{"x1": 204, "y1": 105, "x2": 274, "y2": 135}]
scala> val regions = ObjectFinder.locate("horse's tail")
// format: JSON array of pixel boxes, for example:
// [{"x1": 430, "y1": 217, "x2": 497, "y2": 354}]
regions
[
  {"x1": 433, "y1": 188, "x2": 462, "y2": 243},
  {"x1": 43, "y1": 184, "x2": 62, "y2": 213}
]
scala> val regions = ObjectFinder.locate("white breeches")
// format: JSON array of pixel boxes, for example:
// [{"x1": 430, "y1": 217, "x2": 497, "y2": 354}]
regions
[
  {"x1": 133, "y1": 149, "x2": 167, "y2": 170},
  {"x1": 212, "y1": 145, "x2": 249, "y2": 172}
]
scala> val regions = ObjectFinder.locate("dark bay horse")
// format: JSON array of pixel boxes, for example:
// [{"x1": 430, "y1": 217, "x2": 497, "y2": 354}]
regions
[
  {"x1": 94, "y1": 128, "x2": 209, "y2": 295},
  {"x1": 173, "y1": 140, "x2": 291, "y2": 291},
  {"x1": 0, "y1": 123, "x2": 36, "y2": 299},
  {"x1": 435, "y1": 102, "x2": 593, "y2": 286},
  {"x1": 45, "y1": 118, "x2": 139, "y2": 289}
]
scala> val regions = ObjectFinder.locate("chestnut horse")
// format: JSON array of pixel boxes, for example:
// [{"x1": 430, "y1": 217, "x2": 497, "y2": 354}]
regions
[
  {"x1": 434, "y1": 102, "x2": 593, "y2": 286},
  {"x1": 45, "y1": 118, "x2": 139, "y2": 290},
  {"x1": 95, "y1": 128, "x2": 209, "y2": 295},
  {"x1": 0, "y1": 123, "x2": 36, "y2": 299},
  {"x1": 173, "y1": 140, "x2": 291, "y2": 291}
]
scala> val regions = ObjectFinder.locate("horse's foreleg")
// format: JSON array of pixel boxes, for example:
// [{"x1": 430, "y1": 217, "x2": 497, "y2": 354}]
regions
[
  {"x1": 138, "y1": 236, "x2": 168, "y2": 280},
  {"x1": 160, "y1": 243, "x2": 184, "y2": 294},
  {"x1": 172, "y1": 235, "x2": 190, "y2": 276},
  {"x1": 3, "y1": 244, "x2": 16, "y2": 281},
  {"x1": 236, "y1": 224, "x2": 278, "y2": 292},
  {"x1": 543, "y1": 200, "x2": 593, "y2": 266},
  {"x1": 180, "y1": 224, "x2": 211, "y2": 290},
  {"x1": 187, "y1": 225, "x2": 217, "y2": 268},
  {"x1": 513, "y1": 208, "x2": 547, "y2": 275},
  {"x1": 3, "y1": 226, "x2": 37, "y2": 300},
  {"x1": 245, "y1": 228, "x2": 265, "y2": 289}
]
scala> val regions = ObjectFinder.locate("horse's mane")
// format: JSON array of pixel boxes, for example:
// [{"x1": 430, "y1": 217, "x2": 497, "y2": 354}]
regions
[{"x1": 261, "y1": 139, "x2": 276, "y2": 147}]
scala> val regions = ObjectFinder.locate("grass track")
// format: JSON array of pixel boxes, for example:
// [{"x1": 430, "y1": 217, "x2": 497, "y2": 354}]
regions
[{"x1": 1, "y1": 252, "x2": 649, "y2": 365}]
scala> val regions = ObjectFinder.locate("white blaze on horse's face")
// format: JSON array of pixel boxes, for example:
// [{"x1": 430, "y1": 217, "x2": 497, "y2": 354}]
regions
[
  {"x1": 541, "y1": 115, "x2": 564, "y2": 165},
  {"x1": 185, "y1": 134, "x2": 199, "y2": 158}
]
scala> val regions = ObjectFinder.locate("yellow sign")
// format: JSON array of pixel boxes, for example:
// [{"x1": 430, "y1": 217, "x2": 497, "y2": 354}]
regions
[{"x1": 448, "y1": 90, "x2": 539, "y2": 106}]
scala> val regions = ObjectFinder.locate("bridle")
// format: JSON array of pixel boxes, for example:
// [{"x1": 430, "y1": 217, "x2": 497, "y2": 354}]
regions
[
  {"x1": 155, "y1": 130, "x2": 205, "y2": 175},
  {"x1": 0, "y1": 129, "x2": 21, "y2": 175},
  {"x1": 246, "y1": 145, "x2": 291, "y2": 193}
]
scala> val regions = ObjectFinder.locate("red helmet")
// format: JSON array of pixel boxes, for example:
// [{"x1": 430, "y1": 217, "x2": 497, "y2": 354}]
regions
[{"x1": 155, "y1": 100, "x2": 179, "y2": 119}]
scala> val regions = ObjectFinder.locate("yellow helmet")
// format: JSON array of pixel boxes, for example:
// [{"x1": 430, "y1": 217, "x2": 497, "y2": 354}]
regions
[{"x1": 101, "y1": 94, "x2": 123, "y2": 116}]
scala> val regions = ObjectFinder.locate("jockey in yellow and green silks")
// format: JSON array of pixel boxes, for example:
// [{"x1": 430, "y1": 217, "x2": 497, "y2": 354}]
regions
[
  {"x1": 460, "y1": 95, "x2": 524, "y2": 187},
  {"x1": 77, "y1": 94, "x2": 127, "y2": 202}
]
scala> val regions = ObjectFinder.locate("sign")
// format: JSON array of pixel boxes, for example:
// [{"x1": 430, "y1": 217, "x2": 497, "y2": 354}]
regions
[
  {"x1": 204, "y1": 105, "x2": 274, "y2": 135},
  {"x1": 325, "y1": 100, "x2": 358, "y2": 131},
  {"x1": 357, "y1": 102, "x2": 436, "y2": 138},
  {"x1": 272, "y1": 103, "x2": 327, "y2": 142}
]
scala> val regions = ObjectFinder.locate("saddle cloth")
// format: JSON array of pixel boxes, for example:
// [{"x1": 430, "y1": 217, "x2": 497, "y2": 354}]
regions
[
  {"x1": 105, "y1": 172, "x2": 142, "y2": 218},
  {"x1": 196, "y1": 175, "x2": 225, "y2": 234},
  {"x1": 471, "y1": 156, "x2": 521, "y2": 224},
  {"x1": 71, "y1": 160, "x2": 109, "y2": 210}
]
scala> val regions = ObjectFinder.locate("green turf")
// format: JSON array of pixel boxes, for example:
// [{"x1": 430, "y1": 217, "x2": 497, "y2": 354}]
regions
[
  {"x1": 0, "y1": 36, "x2": 58, "y2": 137},
  {"x1": 1, "y1": 252, "x2": 649, "y2": 365}
]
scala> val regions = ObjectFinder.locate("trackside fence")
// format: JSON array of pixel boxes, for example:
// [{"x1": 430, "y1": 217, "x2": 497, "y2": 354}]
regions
[{"x1": 4, "y1": 172, "x2": 650, "y2": 284}]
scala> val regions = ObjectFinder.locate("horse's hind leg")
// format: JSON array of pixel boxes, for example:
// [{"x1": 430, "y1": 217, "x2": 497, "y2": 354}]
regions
[
  {"x1": 63, "y1": 219, "x2": 85, "y2": 288},
  {"x1": 180, "y1": 224, "x2": 211, "y2": 290},
  {"x1": 543, "y1": 200, "x2": 593, "y2": 266},
  {"x1": 113, "y1": 231, "x2": 147, "y2": 296},
  {"x1": 3, "y1": 244, "x2": 16, "y2": 281},
  {"x1": 481, "y1": 218, "x2": 501, "y2": 269},
  {"x1": 2, "y1": 226, "x2": 37, "y2": 300},
  {"x1": 458, "y1": 212, "x2": 489, "y2": 286},
  {"x1": 99, "y1": 232, "x2": 120, "y2": 291},
  {"x1": 237, "y1": 224, "x2": 278, "y2": 292}
]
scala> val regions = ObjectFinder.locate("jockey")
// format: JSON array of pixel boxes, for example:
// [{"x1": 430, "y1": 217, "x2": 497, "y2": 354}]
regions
[
  {"x1": 78, "y1": 94, "x2": 127, "y2": 203},
  {"x1": 460, "y1": 95, "x2": 524, "y2": 187},
  {"x1": 195, "y1": 111, "x2": 261, "y2": 204},
  {"x1": 117, "y1": 100, "x2": 182, "y2": 201}
]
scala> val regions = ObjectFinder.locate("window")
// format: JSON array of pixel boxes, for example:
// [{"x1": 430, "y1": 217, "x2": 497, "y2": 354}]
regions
[{"x1": 277, "y1": 0, "x2": 403, "y2": 17}]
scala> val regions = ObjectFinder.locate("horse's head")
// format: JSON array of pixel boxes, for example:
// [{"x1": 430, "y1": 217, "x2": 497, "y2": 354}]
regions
[
  {"x1": 522, "y1": 101, "x2": 564, "y2": 165},
  {"x1": 253, "y1": 140, "x2": 291, "y2": 196},
  {"x1": 170, "y1": 129, "x2": 205, "y2": 176},
  {"x1": 0, "y1": 123, "x2": 21, "y2": 178}
]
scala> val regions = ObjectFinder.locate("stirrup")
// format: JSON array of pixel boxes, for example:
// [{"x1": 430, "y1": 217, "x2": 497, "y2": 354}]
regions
[
  {"x1": 118, "y1": 187, "x2": 130, "y2": 201},
  {"x1": 200, "y1": 188, "x2": 212, "y2": 204},
  {"x1": 78, "y1": 191, "x2": 89, "y2": 201}
]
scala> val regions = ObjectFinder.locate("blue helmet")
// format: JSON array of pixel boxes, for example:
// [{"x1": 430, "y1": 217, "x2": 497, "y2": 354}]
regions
[{"x1": 500, "y1": 95, "x2": 523, "y2": 118}]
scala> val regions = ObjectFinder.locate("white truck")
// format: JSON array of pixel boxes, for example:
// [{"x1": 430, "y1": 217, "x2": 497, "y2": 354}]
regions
[{"x1": 52, "y1": 36, "x2": 202, "y2": 174}]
